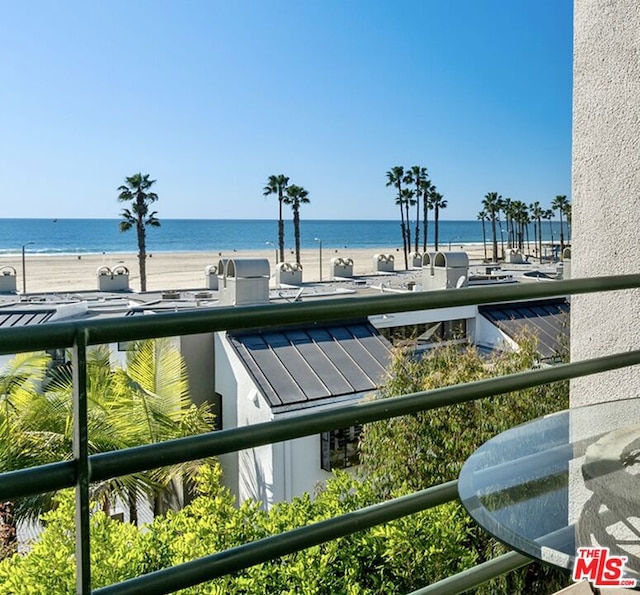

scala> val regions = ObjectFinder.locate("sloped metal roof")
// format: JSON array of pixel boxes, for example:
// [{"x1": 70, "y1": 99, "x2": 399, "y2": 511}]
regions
[
  {"x1": 227, "y1": 321, "x2": 392, "y2": 410},
  {"x1": 479, "y1": 299, "x2": 569, "y2": 361},
  {"x1": 0, "y1": 310, "x2": 56, "y2": 327}
]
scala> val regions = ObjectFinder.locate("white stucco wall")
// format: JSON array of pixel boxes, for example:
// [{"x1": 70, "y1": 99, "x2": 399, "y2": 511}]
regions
[{"x1": 571, "y1": 0, "x2": 640, "y2": 406}]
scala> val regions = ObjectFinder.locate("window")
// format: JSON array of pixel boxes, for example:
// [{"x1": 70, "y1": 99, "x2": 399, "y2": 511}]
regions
[
  {"x1": 379, "y1": 319, "x2": 467, "y2": 346},
  {"x1": 321, "y1": 426, "x2": 362, "y2": 471}
]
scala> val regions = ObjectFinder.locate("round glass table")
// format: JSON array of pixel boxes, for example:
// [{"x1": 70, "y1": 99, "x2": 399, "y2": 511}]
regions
[{"x1": 458, "y1": 398, "x2": 640, "y2": 587}]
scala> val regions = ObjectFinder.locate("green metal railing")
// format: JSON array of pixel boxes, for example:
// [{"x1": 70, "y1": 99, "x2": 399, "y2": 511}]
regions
[{"x1": 2, "y1": 274, "x2": 640, "y2": 594}]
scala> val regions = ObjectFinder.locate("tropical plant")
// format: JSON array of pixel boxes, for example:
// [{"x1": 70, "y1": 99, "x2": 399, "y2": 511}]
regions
[
  {"x1": 529, "y1": 201, "x2": 544, "y2": 261},
  {"x1": 421, "y1": 180, "x2": 435, "y2": 252},
  {"x1": 563, "y1": 201, "x2": 572, "y2": 244},
  {"x1": 477, "y1": 210, "x2": 488, "y2": 261},
  {"x1": 283, "y1": 184, "x2": 310, "y2": 265},
  {"x1": 263, "y1": 175, "x2": 290, "y2": 263},
  {"x1": 502, "y1": 197, "x2": 513, "y2": 248},
  {"x1": 543, "y1": 208, "x2": 555, "y2": 260},
  {"x1": 386, "y1": 166, "x2": 409, "y2": 269},
  {"x1": 0, "y1": 341, "x2": 214, "y2": 528},
  {"x1": 481, "y1": 192, "x2": 504, "y2": 262},
  {"x1": 117, "y1": 173, "x2": 160, "y2": 292},
  {"x1": 552, "y1": 195, "x2": 570, "y2": 248},
  {"x1": 404, "y1": 166, "x2": 428, "y2": 253},
  {"x1": 511, "y1": 200, "x2": 529, "y2": 251},
  {"x1": 431, "y1": 191, "x2": 447, "y2": 250}
]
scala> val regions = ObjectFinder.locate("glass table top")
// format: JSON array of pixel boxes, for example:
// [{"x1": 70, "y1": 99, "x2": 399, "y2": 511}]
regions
[{"x1": 458, "y1": 398, "x2": 640, "y2": 584}]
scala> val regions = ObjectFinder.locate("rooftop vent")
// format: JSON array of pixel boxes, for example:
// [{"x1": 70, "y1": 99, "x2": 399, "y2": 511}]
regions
[
  {"x1": 219, "y1": 258, "x2": 270, "y2": 306},
  {"x1": 97, "y1": 266, "x2": 130, "y2": 292},
  {"x1": 162, "y1": 290, "x2": 181, "y2": 300},
  {"x1": 331, "y1": 257, "x2": 354, "y2": 279},
  {"x1": 0, "y1": 266, "x2": 17, "y2": 293}
]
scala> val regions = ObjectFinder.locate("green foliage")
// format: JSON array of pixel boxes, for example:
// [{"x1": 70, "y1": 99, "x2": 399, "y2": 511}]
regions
[
  {"x1": 0, "y1": 338, "x2": 570, "y2": 593},
  {"x1": 0, "y1": 464, "x2": 475, "y2": 594},
  {"x1": 359, "y1": 336, "x2": 570, "y2": 593}
]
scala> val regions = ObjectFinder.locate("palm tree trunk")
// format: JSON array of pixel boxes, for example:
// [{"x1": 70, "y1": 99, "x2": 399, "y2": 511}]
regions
[
  {"x1": 491, "y1": 217, "x2": 498, "y2": 263},
  {"x1": 278, "y1": 196, "x2": 285, "y2": 263},
  {"x1": 537, "y1": 218, "x2": 543, "y2": 262},
  {"x1": 414, "y1": 185, "x2": 420, "y2": 253},
  {"x1": 293, "y1": 209, "x2": 301, "y2": 264},
  {"x1": 481, "y1": 219, "x2": 487, "y2": 261},
  {"x1": 434, "y1": 207, "x2": 440, "y2": 250},
  {"x1": 404, "y1": 201, "x2": 411, "y2": 264},
  {"x1": 128, "y1": 489, "x2": 138, "y2": 526},
  {"x1": 423, "y1": 200, "x2": 429, "y2": 252},
  {"x1": 137, "y1": 221, "x2": 147, "y2": 292},
  {"x1": 559, "y1": 212, "x2": 565, "y2": 248}
]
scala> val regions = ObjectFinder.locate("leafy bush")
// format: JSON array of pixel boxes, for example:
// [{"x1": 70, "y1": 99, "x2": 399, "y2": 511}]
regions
[{"x1": 359, "y1": 336, "x2": 570, "y2": 593}]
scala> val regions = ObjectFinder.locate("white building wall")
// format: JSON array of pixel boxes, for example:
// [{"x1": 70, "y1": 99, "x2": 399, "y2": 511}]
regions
[
  {"x1": 474, "y1": 315, "x2": 518, "y2": 353},
  {"x1": 571, "y1": 0, "x2": 640, "y2": 406}
]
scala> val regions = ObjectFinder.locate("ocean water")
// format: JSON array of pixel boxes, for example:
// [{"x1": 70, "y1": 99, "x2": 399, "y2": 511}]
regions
[{"x1": 0, "y1": 219, "x2": 566, "y2": 256}]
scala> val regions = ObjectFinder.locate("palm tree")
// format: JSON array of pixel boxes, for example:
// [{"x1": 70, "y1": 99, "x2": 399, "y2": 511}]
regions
[
  {"x1": 552, "y1": 195, "x2": 570, "y2": 248},
  {"x1": 477, "y1": 210, "x2": 488, "y2": 261},
  {"x1": 502, "y1": 197, "x2": 513, "y2": 249},
  {"x1": 431, "y1": 192, "x2": 447, "y2": 250},
  {"x1": 401, "y1": 187, "x2": 416, "y2": 260},
  {"x1": 284, "y1": 184, "x2": 310, "y2": 265},
  {"x1": 481, "y1": 192, "x2": 504, "y2": 262},
  {"x1": 563, "y1": 202, "x2": 572, "y2": 244},
  {"x1": 512, "y1": 200, "x2": 529, "y2": 250},
  {"x1": 544, "y1": 209, "x2": 555, "y2": 260},
  {"x1": 0, "y1": 342, "x2": 214, "y2": 529},
  {"x1": 529, "y1": 201, "x2": 544, "y2": 261},
  {"x1": 404, "y1": 166, "x2": 428, "y2": 252},
  {"x1": 118, "y1": 173, "x2": 160, "y2": 292},
  {"x1": 263, "y1": 175, "x2": 290, "y2": 263},
  {"x1": 386, "y1": 166, "x2": 409, "y2": 269},
  {"x1": 421, "y1": 180, "x2": 435, "y2": 252}
]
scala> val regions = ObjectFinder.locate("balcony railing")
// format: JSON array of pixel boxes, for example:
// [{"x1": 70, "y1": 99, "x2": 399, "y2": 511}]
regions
[{"x1": 2, "y1": 274, "x2": 640, "y2": 594}]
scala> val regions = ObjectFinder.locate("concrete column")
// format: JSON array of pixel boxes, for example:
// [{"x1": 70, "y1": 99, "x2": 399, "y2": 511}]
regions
[{"x1": 571, "y1": 0, "x2": 640, "y2": 406}]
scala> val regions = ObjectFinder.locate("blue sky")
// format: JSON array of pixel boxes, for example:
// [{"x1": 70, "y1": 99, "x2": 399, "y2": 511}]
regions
[{"x1": 0, "y1": 1, "x2": 573, "y2": 220}]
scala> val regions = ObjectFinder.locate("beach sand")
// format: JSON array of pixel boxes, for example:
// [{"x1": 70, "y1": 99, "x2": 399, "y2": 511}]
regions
[{"x1": 3, "y1": 244, "x2": 489, "y2": 294}]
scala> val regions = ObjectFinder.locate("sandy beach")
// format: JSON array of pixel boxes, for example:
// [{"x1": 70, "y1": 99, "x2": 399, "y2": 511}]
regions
[{"x1": 0, "y1": 244, "x2": 490, "y2": 294}]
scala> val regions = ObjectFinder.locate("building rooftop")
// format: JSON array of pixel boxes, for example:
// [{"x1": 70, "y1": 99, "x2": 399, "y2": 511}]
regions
[{"x1": 227, "y1": 321, "x2": 392, "y2": 412}]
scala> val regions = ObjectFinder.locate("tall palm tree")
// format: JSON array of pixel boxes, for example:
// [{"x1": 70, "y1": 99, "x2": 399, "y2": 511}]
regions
[
  {"x1": 502, "y1": 197, "x2": 513, "y2": 249},
  {"x1": 477, "y1": 210, "x2": 488, "y2": 261},
  {"x1": 118, "y1": 173, "x2": 160, "y2": 292},
  {"x1": 421, "y1": 180, "x2": 435, "y2": 252},
  {"x1": 386, "y1": 166, "x2": 409, "y2": 269},
  {"x1": 544, "y1": 209, "x2": 555, "y2": 260},
  {"x1": 481, "y1": 192, "x2": 504, "y2": 262},
  {"x1": 431, "y1": 192, "x2": 447, "y2": 251},
  {"x1": 511, "y1": 200, "x2": 529, "y2": 250},
  {"x1": 284, "y1": 184, "x2": 310, "y2": 265},
  {"x1": 404, "y1": 166, "x2": 428, "y2": 252},
  {"x1": 402, "y1": 187, "x2": 416, "y2": 259},
  {"x1": 263, "y1": 175, "x2": 290, "y2": 263},
  {"x1": 563, "y1": 202, "x2": 572, "y2": 244},
  {"x1": 551, "y1": 195, "x2": 570, "y2": 248},
  {"x1": 529, "y1": 201, "x2": 544, "y2": 261}
]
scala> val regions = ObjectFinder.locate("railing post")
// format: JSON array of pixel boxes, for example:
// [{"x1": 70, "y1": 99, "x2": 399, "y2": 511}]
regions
[{"x1": 73, "y1": 331, "x2": 91, "y2": 594}]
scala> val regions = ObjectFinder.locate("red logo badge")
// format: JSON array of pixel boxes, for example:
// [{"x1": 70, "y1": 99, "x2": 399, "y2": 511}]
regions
[{"x1": 573, "y1": 547, "x2": 637, "y2": 588}]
